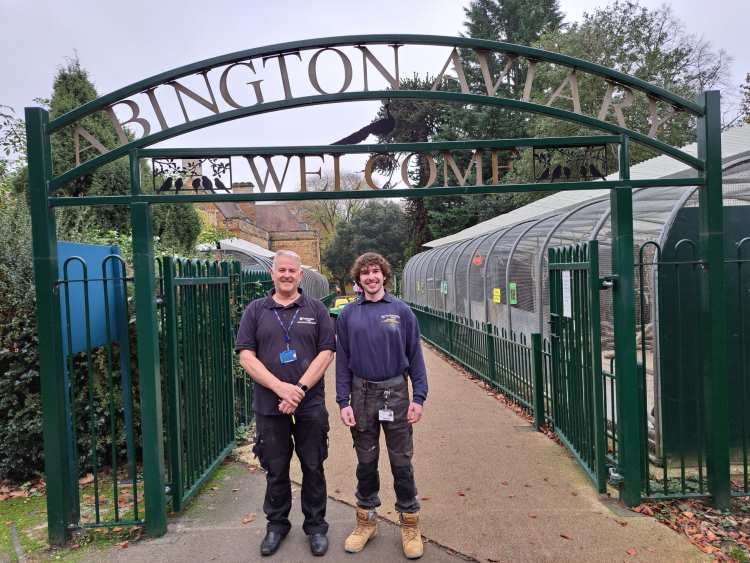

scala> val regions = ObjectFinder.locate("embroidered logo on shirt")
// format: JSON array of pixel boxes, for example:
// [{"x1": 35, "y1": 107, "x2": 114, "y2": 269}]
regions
[
  {"x1": 297, "y1": 316, "x2": 318, "y2": 325},
  {"x1": 381, "y1": 314, "x2": 401, "y2": 325}
]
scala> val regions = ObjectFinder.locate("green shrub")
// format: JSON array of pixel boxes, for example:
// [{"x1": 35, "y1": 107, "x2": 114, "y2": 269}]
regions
[
  {"x1": 0, "y1": 200, "x2": 44, "y2": 481},
  {"x1": 0, "y1": 200, "x2": 143, "y2": 483}
]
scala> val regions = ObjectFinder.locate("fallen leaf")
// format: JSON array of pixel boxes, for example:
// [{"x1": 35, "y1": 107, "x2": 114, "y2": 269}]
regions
[
  {"x1": 528, "y1": 514, "x2": 538, "y2": 519},
  {"x1": 571, "y1": 492, "x2": 578, "y2": 496},
  {"x1": 334, "y1": 489, "x2": 341, "y2": 494},
  {"x1": 456, "y1": 491, "x2": 466, "y2": 497},
  {"x1": 232, "y1": 488, "x2": 239, "y2": 492},
  {"x1": 615, "y1": 520, "x2": 628, "y2": 527},
  {"x1": 79, "y1": 474, "x2": 95, "y2": 485},
  {"x1": 500, "y1": 481, "x2": 508, "y2": 486},
  {"x1": 626, "y1": 547, "x2": 637, "y2": 556},
  {"x1": 560, "y1": 534, "x2": 573, "y2": 540},
  {"x1": 241, "y1": 513, "x2": 256, "y2": 525},
  {"x1": 118, "y1": 540, "x2": 129, "y2": 549},
  {"x1": 420, "y1": 497, "x2": 431, "y2": 501}
]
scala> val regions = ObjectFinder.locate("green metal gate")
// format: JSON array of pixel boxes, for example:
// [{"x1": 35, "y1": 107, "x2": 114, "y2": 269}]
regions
[
  {"x1": 161, "y1": 257, "x2": 236, "y2": 512},
  {"x1": 548, "y1": 241, "x2": 607, "y2": 492}
]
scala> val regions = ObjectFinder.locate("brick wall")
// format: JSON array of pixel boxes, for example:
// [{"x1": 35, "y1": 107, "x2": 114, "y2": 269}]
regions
[{"x1": 270, "y1": 231, "x2": 321, "y2": 269}]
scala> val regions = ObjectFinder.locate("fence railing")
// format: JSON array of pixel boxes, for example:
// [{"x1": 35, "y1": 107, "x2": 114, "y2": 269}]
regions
[
  {"x1": 410, "y1": 304, "x2": 548, "y2": 422},
  {"x1": 58, "y1": 248, "x2": 142, "y2": 529},
  {"x1": 160, "y1": 258, "x2": 237, "y2": 511}
]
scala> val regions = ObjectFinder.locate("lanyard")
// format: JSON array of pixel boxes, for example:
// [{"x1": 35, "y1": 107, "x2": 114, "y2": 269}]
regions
[{"x1": 273, "y1": 308, "x2": 300, "y2": 350}]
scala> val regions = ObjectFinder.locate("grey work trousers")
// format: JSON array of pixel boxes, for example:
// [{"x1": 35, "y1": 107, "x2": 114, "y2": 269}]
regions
[{"x1": 349, "y1": 375, "x2": 420, "y2": 513}]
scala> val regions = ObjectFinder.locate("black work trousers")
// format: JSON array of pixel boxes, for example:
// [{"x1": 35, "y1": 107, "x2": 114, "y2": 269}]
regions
[
  {"x1": 350, "y1": 375, "x2": 420, "y2": 513},
  {"x1": 252, "y1": 405, "x2": 329, "y2": 535}
]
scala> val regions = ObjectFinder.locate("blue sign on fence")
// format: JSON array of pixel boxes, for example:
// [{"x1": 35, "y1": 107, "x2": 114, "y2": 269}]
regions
[{"x1": 56, "y1": 242, "x2": 127, "y2": 354}]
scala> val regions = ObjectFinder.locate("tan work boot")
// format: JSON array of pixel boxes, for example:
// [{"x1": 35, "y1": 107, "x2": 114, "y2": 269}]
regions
[
  {"x1": 344, "y1": 508, "x2": 378, "y2": 553},
  {"x1": 400, "y1": 511, "x2": 423, "y2": 559}
]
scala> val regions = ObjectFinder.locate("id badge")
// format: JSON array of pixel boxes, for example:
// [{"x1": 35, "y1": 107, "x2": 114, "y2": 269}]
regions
[
  {"x1": 378, "y1": 409, "x2": 394, "y2": 422},
  {"x1": 279, "y1": 348, "x2": 297, "y2": 364}
]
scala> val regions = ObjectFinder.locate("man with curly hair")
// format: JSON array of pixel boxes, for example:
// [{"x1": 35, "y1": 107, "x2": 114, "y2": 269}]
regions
[{"x1": 335, "y1": 252, "x2": 428, "y2": 559}]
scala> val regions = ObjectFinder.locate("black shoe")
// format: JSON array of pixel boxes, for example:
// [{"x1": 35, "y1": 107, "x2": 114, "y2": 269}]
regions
[
  {"x1": 309, "y1": 533, "x2": 329, "y2": 556},
  {"x1": 260, "y1": 530, "x2": 286, "y2": 556}
]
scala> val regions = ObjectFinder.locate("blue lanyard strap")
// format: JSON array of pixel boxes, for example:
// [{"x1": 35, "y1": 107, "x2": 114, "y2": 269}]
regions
[{"x1": 273, "y1": 308, "x2": 300, "y2": 349}]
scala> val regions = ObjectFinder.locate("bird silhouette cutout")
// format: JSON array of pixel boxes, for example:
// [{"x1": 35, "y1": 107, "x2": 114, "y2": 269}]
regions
[
  {"x1": 333, "y1": 105, "x2": 396, "y2": 145},
  {"x1": 201, "y1": 176, "x2": 214, "y2": 192},
  {"x1": 157, "y1": 177, "x2": 173, "y2": 193},
  {"x1": 536, "y1": 167, "x2": 551, "y2": 182},
  {"x1": 174, "y1": 177, "x2": 183, "y2": 192},
  {"x1": 192, "y1": 178, "x2": 202, "y2": 191},
  {"x1": 551, "y1": 165, "x2": 562, "y2": 182},
  {"x1": 563, "y1": 166, "x2": 571, "y2": 180},
  {"x1": 214, "y1": 178, "x2": 229, "y2": 192},
  {"x1": 589, "y1": 163, "x2": 605, "y2": 179}
]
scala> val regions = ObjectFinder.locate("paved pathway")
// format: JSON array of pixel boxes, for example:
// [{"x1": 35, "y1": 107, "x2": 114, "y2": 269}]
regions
[{"x1": 89, "y1": 345, "x2": 705, "y2": 562}]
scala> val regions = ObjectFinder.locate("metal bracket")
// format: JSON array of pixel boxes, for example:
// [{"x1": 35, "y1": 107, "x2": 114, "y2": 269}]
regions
[
  {"x1": 599, "y1": 275, "x2": 617, "y2": 290},
  {"x1": 608, "y1": 466, "x2": 624, "y2": 486}
]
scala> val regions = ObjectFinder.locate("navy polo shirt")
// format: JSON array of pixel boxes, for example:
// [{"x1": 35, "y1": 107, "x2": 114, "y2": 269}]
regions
[
  {"x1": 235, "y1": 289, "x2": 335, "y2": 416},
  {"x1": 335, "y1": 292, "x2": 428, "y2": 408}
]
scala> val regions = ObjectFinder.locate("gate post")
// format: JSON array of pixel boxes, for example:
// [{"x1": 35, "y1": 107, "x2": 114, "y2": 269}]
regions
[
  {"x1": 25, "y1": 107, "x2": 74, "y2": 545},
  {"x1": 697, "y1": 91, "x2": 729, "y2": 508},
  {"x1": 130, "y1": 155, "x2": 168, "y2": 535},
  {"x1": 612, "y1": 136, "x2": 641, "y2": 506},
  {"x1": 531, "y1": 333, "x2": 545, "y2": 430}
]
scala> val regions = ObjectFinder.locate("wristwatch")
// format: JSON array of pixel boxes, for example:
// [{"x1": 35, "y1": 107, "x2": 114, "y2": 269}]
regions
[{"x1": 296, "y1": 383, "x2": 308, "y2": 392}]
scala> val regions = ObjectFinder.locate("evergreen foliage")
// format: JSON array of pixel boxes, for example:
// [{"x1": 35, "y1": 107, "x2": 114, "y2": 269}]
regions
[
  {"x1": 322, "y1": 201, "x2": 407, "y2": 290},
  {"x1": 0, "y1": 200, "x2": 43, "y2": 480},
  {"x1": 532, "y1": 1, "x2": 729, "y2": 162},
  {"x1": 377, "y1": 0, "x2": 730, "y2": 246},
  {"x1": 48, "y1": 59, "x2": 200, "y2": 252}
]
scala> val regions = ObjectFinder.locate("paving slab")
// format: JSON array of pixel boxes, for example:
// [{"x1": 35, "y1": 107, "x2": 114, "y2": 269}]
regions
[
  {"x1": 84, "y1": 462, "x2": 463, "y2": 563},
  {"x1": 288, "y1": 345, "x2": 706, "y2": 563}
]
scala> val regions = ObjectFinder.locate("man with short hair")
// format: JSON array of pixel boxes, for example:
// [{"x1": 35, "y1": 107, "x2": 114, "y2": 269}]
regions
[
  {"x1": 236, "y1": 250, "x2": 335, "y2": 557},
  {"x1": 336, "y1": 252, "x2": 428, "y2": 559}
]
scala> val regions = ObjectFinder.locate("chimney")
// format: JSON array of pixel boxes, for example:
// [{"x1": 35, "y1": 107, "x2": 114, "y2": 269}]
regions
[{"x1": 232, "y1": 181, "x2": 256, "y2": 223}]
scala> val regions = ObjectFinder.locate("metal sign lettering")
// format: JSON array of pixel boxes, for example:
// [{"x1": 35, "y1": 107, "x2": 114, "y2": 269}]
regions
[{"x1": 49, "y1": 35, "x2": 703, "y2": 185}]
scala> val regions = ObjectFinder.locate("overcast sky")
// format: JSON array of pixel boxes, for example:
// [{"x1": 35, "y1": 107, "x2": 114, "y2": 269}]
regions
[{"x1": 1, "y1": 0, "x2": 747, "y2": 184}]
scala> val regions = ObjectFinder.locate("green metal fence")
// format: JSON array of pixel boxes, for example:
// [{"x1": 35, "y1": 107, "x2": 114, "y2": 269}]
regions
[
  {"x1": 160, "y1": 258, "x2": 237, "y2": 511},
  {"x1": 548, "y1": 242, "x2": 608, "y2": 492},
  {"x1": 54, "y1": 254, "x2": 272, "y2": 528},
  {"x1": 410, "y1": 305, "x2": 546, "y2": 419},
  {"x1": 635, "y1": 226, "x2": 750, "y2": 499},
  {"x1": 58, "y1": 254, "x2": 142, "y2": 529}
]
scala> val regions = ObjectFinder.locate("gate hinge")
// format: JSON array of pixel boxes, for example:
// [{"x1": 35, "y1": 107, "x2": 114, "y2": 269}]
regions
[{"x1": 599, "y1": 275, "x2": 617, "y2": 290}]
